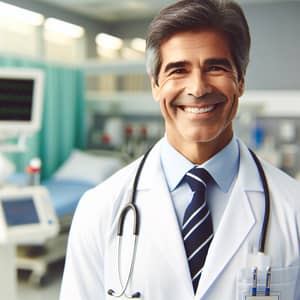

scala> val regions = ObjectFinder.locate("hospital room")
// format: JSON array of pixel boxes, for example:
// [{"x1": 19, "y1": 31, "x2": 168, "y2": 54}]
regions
[{"x1": 0, "y1": 0, "x2": 299, "y2": 299}]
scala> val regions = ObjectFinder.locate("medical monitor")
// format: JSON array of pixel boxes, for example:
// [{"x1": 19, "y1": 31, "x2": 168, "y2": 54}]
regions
[
  {"x1": 0, "y1": 186, "x2": 59, "y2": 244},
  {"x1": 2, "y1": 197, "x2": 40, "y2": 227},
  {"x1": 0, "y1": 68, "x2": 44, "y2": 139}
]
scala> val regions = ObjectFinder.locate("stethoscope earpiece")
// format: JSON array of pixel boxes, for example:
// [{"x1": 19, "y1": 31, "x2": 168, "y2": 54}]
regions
[
  {"x1": 131, "y1": 292, "x2": 141, "y2": 298},
  {"x1": 107, "y1": 289, "x2": 114, "y2": 296}
]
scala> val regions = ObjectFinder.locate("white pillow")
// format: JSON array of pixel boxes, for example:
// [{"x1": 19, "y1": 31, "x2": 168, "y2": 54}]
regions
[{"x1": 54, "y1": 150, "x2": 122, "y2": 185}]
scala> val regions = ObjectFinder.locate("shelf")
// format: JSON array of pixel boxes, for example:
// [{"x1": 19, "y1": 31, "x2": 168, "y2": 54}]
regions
[
  {"x1": 240, "y1": 90, "x2": 300, "y2": 117},
  {"x1": 82, "y1": 59, "x2": 146, "y2": 75}
]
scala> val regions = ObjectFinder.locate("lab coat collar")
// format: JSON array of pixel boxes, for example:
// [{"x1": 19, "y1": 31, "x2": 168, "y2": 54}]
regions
[
  {"x1": 236, "y1": 139, "x2": 264, "y2": 193},
  {"x1": 135, "y1": 138, "x2": 164, "y2": 190}
]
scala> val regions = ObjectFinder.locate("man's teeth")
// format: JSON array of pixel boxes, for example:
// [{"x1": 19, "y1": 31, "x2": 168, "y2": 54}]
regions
[{"x1": 183, "y1": 105, "x2": 215, "y2": 114}]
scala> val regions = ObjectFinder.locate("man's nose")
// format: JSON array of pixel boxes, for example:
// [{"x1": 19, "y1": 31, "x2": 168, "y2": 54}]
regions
[{"x1": 186, "y1": 72, "x2": 212, "y2": 98}]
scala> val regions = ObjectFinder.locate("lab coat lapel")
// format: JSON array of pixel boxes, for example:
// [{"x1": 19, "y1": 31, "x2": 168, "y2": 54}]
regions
[
  {"x1": 136, "y1": 141, "x2": 193, "y2": 295},
  {"x1": 196, "y1": 140, "x2": 261, "y2": 299},
  {"x1": 196, "y1": 183, "x2": 255, "y2": 298}
]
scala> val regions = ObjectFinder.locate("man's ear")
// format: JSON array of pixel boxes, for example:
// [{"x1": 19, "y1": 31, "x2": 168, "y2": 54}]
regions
[
  {"x1": 150, "y1": 76, "x2": 160, "y2": 102},
  {"x1": 237, "y1": 76, "x2": 245, "y2": 97}
]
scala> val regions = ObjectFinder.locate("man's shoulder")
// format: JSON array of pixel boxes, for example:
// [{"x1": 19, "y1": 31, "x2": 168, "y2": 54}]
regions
[
  {"x1": 263, "y1": 160, "x2": 300, "y2": 187},
  {"x1": 81, "y1": 140, "x2": 163, "y2": 205},
  {"x1": 262, "y1": 160, "x2": 300, "y2": 208},
  {"x1": 88, "y1": 156, "x2": 143, "y2": 198},
  {"x1": 71, "y1": 157, "x2": 144, "y2": 227},
  {"x1": 238, "y1": 138, "x2": 300, "y2": 194}
]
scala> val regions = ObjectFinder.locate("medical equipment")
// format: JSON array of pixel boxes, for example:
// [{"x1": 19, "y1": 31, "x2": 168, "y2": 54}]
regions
[
  {"x1": 0, "y1": 185, "x2": 59, "y2": 300},
  {"x1": 0, "y1": 68, "x2": 44, "y2": 152},
  {"x1": 0, "y1": 185, "x2": 59, "y2": 245},
  {"x1": 107, "y1": 147, "x2": 271, "y2": 299}
]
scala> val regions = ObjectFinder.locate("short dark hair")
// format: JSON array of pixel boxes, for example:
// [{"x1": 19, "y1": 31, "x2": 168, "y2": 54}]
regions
[{"x1": 146, "y1": 0, "x2": 250, "y2": 83}]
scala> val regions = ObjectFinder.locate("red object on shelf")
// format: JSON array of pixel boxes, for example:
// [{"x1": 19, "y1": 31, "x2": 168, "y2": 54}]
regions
[
  {"x1": 102, "y1": 133, "x2": 111, "y2": 145},
  {"x1": 140, "y1": 126, "x2": 147, "y2": 139},
  {"x1": 26, "y1": 166, "x2": 40, "y2": 173},
  {"x1": 125, "y1": 125, "x2": 133, "y2": 138}
]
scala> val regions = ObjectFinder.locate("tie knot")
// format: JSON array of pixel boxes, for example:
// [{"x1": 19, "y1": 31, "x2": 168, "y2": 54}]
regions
[{"x1": 184, "y1": 167, "x2": 211, "y2": 192}]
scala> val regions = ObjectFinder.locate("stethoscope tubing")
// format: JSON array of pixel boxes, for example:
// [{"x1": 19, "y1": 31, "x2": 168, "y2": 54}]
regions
[
  {"x1": 249, "y1": 149, "x2": 270, "y2": 253},
  {"x1": 108, "y1": 145, "x2": 154, "y2": 298}
]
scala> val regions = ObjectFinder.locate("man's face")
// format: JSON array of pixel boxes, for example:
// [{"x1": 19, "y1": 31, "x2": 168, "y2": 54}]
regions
[{"x1": 151, "y1": 30, "x2": 244, "y2": 155}]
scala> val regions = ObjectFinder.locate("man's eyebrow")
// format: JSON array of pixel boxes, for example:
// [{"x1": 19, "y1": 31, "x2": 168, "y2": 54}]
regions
[
  {"x1": 205, "y1": 58, "x2": 233, "y2": 69},
  {"x1": 163, "y1": 60, "x2": 191, "y2": 74}
]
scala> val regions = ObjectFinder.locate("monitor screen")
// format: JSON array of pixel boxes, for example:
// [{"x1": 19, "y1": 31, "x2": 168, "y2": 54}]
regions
[
  {"x1": 0, "y1": 78, "x2": 34, "y2": 121},
  {"x1": 2, "y1": 198, "x2": 40, "y2": 227},
  {"x1": 0, "y1": 68, "x2": 44, "y2": 136}
]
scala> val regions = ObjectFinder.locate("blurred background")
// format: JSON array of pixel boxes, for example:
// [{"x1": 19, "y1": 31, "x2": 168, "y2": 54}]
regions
[{"x1": 0, "y1": 0, "x2": 299, "y2": 299}]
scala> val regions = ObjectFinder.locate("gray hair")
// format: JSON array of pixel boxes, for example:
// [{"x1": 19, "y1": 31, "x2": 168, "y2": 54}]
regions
[{"x1": 145, "y1": 0, "x2": 251, "y2": 84}]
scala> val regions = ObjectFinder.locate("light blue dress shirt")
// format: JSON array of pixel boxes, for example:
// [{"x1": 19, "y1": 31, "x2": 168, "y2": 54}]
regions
[{"x1": 160, "y1": 137, "x2": 240, "y2": 230}]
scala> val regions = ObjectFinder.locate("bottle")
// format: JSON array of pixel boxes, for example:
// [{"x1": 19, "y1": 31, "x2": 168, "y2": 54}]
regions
[{"x1": 26, "y1": 157, "x2": 41, "y2": 186}]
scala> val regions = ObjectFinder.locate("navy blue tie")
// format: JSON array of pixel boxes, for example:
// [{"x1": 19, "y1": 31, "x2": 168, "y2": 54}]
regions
[{"x1": 182, "y1": 167, "x2": 214, "y2": 293}]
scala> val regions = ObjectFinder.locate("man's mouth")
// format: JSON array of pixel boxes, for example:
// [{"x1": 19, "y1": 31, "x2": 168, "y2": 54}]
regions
[{"x1": 181, "y1": 104, "x2": 217, "y2": 114}]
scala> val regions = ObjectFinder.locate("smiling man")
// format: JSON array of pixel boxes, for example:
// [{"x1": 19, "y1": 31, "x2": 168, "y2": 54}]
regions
[{"x1": 60, "y1": 1, "x2": 300, "y2": 299}]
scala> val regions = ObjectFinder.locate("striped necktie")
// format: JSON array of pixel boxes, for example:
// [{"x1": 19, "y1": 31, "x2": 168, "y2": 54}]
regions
[{"x1": 182, "y1": 167, "x2": 214, "y2": 293}]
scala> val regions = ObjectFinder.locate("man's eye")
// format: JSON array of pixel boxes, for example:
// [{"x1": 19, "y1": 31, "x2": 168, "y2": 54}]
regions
[
  {"x1": 207, "y1": 65, "x2": 227, "y2": 72},
  {"x1": 169, "y1": 68, "x2": 187, "y2": 75}
]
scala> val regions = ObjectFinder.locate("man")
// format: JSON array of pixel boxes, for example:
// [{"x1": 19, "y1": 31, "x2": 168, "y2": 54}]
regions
[{"x1": 60, "y1": 0, "x2": 300, "y2": 299}]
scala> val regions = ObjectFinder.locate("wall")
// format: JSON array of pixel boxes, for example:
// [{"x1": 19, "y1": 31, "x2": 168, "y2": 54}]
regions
[{"x1": 242, "y1": 2, "x2": 300, "y2": 89}]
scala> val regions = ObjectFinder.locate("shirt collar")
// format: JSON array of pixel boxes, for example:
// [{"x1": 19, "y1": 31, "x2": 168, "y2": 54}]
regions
[{"x1": 160, "y1": 136, "x2": 239, "y2": 193}]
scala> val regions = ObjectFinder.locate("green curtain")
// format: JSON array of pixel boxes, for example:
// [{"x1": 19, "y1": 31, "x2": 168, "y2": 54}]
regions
[{"x1": 0, "y1": 55, "x2": 86, "y2": 179}]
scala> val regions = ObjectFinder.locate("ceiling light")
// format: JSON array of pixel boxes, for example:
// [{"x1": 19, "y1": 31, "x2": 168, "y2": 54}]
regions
[
  {"x1": 130, "y1": 38, "x2": 146, "y2": 52},
  {"x1": 127, "y1": 1, "x2": 148, "y2": 9},
  {"x1": 97, "y1": 46, "x2": 119, "y2": 59},
  {"x1": 95, "y1": 33, "x2": 123, "y2": 50},
  {"x1": 0, "y1": 1, "x2": 44, "y2": 26},
  {"x1": 121, "y1": 47, "x2": 144, "y2": 59},
  {"x1": 45, "y1": 18, "x2": 85, "y2": 38}
]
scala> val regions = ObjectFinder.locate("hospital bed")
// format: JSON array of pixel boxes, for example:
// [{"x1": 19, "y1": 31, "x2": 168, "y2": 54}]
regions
[{"x1": 8, "y1": 149, "x2": 124, "y2": 285}]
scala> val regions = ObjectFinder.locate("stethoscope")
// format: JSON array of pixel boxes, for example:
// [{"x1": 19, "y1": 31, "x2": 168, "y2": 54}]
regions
[{"x1": 107, "y1": 146, "x2": 270, "y2": 298}]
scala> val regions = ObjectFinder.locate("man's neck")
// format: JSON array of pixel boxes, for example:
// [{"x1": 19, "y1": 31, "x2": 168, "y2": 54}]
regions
[{"x1": 166, "y1": 131, "x2": 233, "y2": 165}]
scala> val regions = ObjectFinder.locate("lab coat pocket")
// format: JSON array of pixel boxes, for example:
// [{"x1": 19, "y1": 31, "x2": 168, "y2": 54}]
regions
[{"x1": 236, "y1": 266, "x2": 299, "y2": 300}]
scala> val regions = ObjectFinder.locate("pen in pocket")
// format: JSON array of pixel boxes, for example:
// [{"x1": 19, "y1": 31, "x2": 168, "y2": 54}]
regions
[
  {"x1": 251, "y1": 266, "x2": 257, "y2": 296},
  {"x1": 265, "y1": 266, "x2": 271, "y2": 296}
]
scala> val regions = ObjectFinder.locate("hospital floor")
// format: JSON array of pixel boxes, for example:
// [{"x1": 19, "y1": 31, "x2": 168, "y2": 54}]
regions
[{"x1": 17, "y1": 261, "x2": 63, "y2": 300}]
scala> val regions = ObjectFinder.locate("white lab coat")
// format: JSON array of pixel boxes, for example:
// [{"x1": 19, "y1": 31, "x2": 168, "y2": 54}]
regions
[{"x1": 60, "y1": 138, "x2": 300, "y2": 300}]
